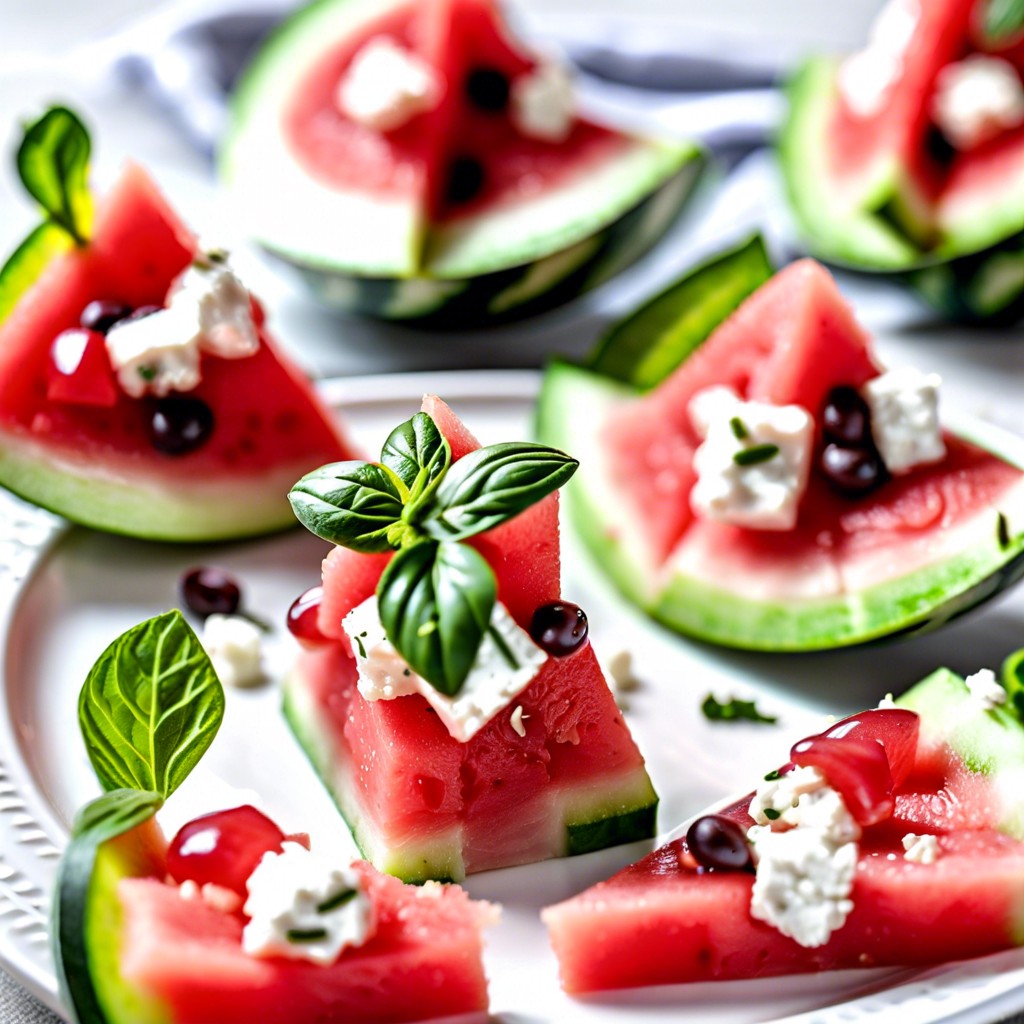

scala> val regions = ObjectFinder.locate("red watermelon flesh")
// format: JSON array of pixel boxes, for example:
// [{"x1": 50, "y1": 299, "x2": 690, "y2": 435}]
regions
[
  {"x1": 0, "y1": 163, "x2": 354, "y2": 508},
  {"x1": 118, "y1": 859, "x2": 493, "y2": 1024}
]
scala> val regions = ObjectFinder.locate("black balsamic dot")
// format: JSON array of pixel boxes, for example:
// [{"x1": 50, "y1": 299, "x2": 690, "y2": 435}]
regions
[
  {"x1": 465, "y1": 67, "x2": 511, "y2": 112},
  {"x1": 80, "y1": 300, "x2": 133, "y2": 335},
  {"x1": 530, "y1": 602, "x2": 588, "y2": 657},
  {"x1": 445, "y1": 156, "x2": 485, "y2": 205},
  {"x1": 685, "y1": 815, "x2": 754, "y2": 872},
  {"x1": 180, "y1": 567, "x2": 242, "y2": 617},
  {"x1": 149, "y1": 396, "x2": 214, "y2": 456},
  {"x1": 821, "y1": 386, "x2": 872, "y2": 447},
  {"x1": 820, "y1": 443, "x2": 888, "y2": 497}
]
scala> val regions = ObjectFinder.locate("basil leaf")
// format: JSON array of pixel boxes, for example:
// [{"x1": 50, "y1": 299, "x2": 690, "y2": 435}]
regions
[
  {"x1": 17, "y1": 106, "x2": 93, "y2": 245},
  {"x1": 289, "y1": 460, "x2": 405, "y2": 552},
  {"x1": 701, "y1": 694, "x2": 777, "y2": 725},
  {"x1": 983, "y1": 0, "x2": 1024, "y2": 44},
  {"x1": 422, "y1": 443, "x2": 578, "y2": 541},
  {"x1": 71, "y1": 788, "x2": 164, "y2": 843},
  {"x1": 0, "y1": 221, "x2": 74, "y2": 325},
  {"x1": 78, "y1": 610, "x2": 224, "y2": 799},
  {"x1": 377, "y1": 541, "x2": 495, "y2": 695},
  {"x1": 380, "y1": 412, "x2": 451, "y2": 503}
]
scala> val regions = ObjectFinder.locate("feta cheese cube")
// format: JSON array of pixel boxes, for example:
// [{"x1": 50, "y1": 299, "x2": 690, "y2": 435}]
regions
[
  {"x1": 965, "y1": 667, "x2": 1006, "y2": 710},
  {"x1": 688, "y1": 387, "x2": 814, "y2": 531},
  {"x1": 932, "y1": 55, "x2": 1024, "y2": 151},
  {"x1": 343, "y1": 598, "x2": 547, "y2": 742},
  {"x1": 105, "y1": 307, "x2": 201, "y2": 398},
  {"x1": 176, "y1": 258, "x2": 259, "y2": 360},
  {"x1": 243, "y1": 842, "x2": 374, "y2": 964},
  {"x1": 202, "y1": 613, "x2": 264, "y2": 689},
  {"x1": 902, "y1": 832, "x2": 941, "y2": 864},
  {"x1": 861, "y1": 368, "x2": 945, "y2": 475},
  {"x1": 511, "y1": 60, "x2": 575, "y2": 143},
  {"x1": 336, "y1": 38, "x2": 439, "y2": 132}
]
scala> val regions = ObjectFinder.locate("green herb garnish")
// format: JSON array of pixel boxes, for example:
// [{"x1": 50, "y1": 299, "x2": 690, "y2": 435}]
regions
[
  {"x1": 729, "y1": 416, "x2": 748, "y2": 440},
  {"x1": 733, "y1": 443, "x2": 779, "y2": 467},
  {"x1": 982, "y1": 0, "x2": 1024, "y2": 45},
  {"x1": 763, "y1": 768, "x2": 782, "y2": 782},
  {"x1": 286, "y1": 928, "x2": 329, "y2": 943},
  {"x1": 353, "y1": 635, "x2": 367, "y2": 659},
  {"x1": 763, "y1": 808, "x2": 781, "y2": 821},
  {"x1": 290, "y1": 412, "x2": 577, "y2": 697},
  {"x1": 317, "y1": 888, "x2": 358, "y2": 914},
  {"x1": 701, "y1": 694, "x2": 777, "y2": 725}
]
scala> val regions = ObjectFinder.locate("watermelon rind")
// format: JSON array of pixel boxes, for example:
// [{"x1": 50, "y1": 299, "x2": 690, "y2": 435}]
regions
[
  {"x1": 283, "y1": 667, "x2": 658, "y2": 883},
  {"x1": 537, "y1": 359, "x2": 1024, "y2": 652},
  {"x1": 780, "y1": 58, "x2": 1024, "y2": 324},
  {"x1": 221, "y1": 0, "x2": 704, "y2": 325}
]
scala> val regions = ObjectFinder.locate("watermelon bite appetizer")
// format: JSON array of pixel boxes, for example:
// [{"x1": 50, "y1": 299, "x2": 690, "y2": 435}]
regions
[
  {"x1": 543, "y1": 660, "x2": 1024, "y2": 991},
  {"x1": 0, "y1": 107, "x2": 355, "y2": 542},
  {"x1": 781, "y1": 0, "x2": 1024, "y2": 323},
  {"x1": 283, "y1": 397, "x2": 657, "y2": 882},
  {"x1": 537, "y1": 236, "x2": 1024, "y2": 650},
  {"x1": 222, "y1": 0, "x2": 704, "y2": 325},
  {"x1": 55, "y1": 611, "x2": 495, "y2": 1024}
]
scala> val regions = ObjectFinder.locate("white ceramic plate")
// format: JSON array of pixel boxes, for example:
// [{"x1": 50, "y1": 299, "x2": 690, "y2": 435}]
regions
[{"x1": 3, "y1": 369, "x2": 1024, "y2": 1024}]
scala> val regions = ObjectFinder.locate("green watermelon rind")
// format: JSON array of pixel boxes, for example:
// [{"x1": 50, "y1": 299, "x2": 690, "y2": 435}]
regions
[
  {"x1": 537, "y1": 359, "x2": 1024, "y2": 652},
  {"x1": 780, "y1": 58, "x2": 1024, "y2": 324},
  {"x1": 283, "y1": 669, "x2": 659, "y2": 884},
  {"x1": 221, "y1": 0, "x2": 704, "y2": 324}
]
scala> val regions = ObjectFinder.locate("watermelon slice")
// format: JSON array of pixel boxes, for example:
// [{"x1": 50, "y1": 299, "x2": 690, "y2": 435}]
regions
[
  {"x1": 543, "y1": 664, "x2": 1024, "y2": 991},
  {"x1": 222, "y1": 0, "x2": 703, "y2": 324},
  {"x1": 284, "y1": 396, "x2": 657, "y2": 882},
  {"x1": 780, "y1": 0, "x2": 1024, "y2": 323},
  {"x1": 537, "y1": 240, "x2": 1024, "y2": 650},
  {"x1": 0, "y1": 142, "x2": 356, "y2": 541}
]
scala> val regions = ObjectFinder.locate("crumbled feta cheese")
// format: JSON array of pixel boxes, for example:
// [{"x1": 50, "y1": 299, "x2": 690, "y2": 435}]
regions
[
  {"x1": 902, "y1": 832, "x2": 941, "y2": 864},
  {"x1": 932, "y1": 56, "x2": 1024, "y2": 151},
  {"x1": 243, "y1": 842, "x2": 374, "y2": 965},
  {"x1": 179, "y1": 879, "x2": 244, "y2": 914},
  {"x1": 509, "y1": 704, "x2": 528, "y2": 738},
  {"x1": 202, "y1": 614, "x2": 264, "y2": 689},
  {"x1": 511, "y1": 60, "x2": 575, "y2": 142},
  {"x1": 748, "y1": 768, "x2": 861, "y2": 947},
  {"x1": 336, "y1": 37, "x2": 439, "y2": 132},
  {"x1": 876, "y1": 693, "x2": 897, "y2": 710},
  {"x1": 861, "y1": 368, "x2": 945, "y2": 475},
  {"x1": 602, "y1": 649, "x2": 640, "y2": 711},
  {"x1": 688, "y1": 386, "x2": 814, "y2": 531},
  {"x1": 343, "y1": 598, "x2": 547, "y2": 742},
  {"x1": 838, "y1": 0, "x2": 919, "y2": 118},
  {"x1": 965, "y1": 667, "x2": 1006, "y2": 710},
  {"x1": 105, "y1": 249, "x2": 258, "y2": 398}
]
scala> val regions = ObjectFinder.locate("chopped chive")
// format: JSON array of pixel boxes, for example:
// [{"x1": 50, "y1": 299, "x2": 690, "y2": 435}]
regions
[
  {"x1": 286, "y1": 927, "x2": 328, "y2": 943},
  {"x1": 733, "y1": 443, "x2": 780, "y2": 467},
  {"x1": 353, "y1": 635, "x2": 367, "y2": 659},
  {"x1": 137, "y1": 366, "x2": 157, "y2": 381},
  {"x1": 763, "y1": 808, "x2": 781, "y2": 821},
  {"x1": 763, "y1": 769, "x2": 782, "y2": 782},
  {"x1": 417, "y1": 620, "x2": 438, "y2": 638},
  {"x1": 317, "y1": 888, "x2": 357, "y2": 914},
  {"x1": 729, "y1": 416, "x2": 749, "y2": 440}
]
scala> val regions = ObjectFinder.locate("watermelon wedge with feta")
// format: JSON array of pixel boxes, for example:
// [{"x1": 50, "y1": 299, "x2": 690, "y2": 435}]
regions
[
  {"x1": 543, "y1": 663, "x2": 1024, "y2": 991},
  {"x1": 55, "y1": 612, "x2": 495, "y2": 1024},
  {"x1": 0, "y1": 108, "x2": 355, "y2": 541},
  {"x1": 223, "y1": 0, "x2": 703, "y2": 324},
  {"x1": 780, "y1": 0, "x2": 1024, "y2": 322},
  {"x1": 284, "y1": 396, "x2": 657, "y2": 883},
  {"x1": 537, "y1": 237, "x2": 1024, "y2": 650}
]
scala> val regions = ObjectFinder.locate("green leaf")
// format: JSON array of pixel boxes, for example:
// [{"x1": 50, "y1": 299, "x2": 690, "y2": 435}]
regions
[
  {"x1": 421, "y1": 443, "x2": 578, "y2": 542},
  {"x1": 78, "y1": 610, "x2": 224, "y2": 799},
  {"x1": 589, "y1": 234, "x2": 774, "y2": 390},
  {"x1": 380, "y1": 412, "x2": 451, "y2": 506},
  {"x1": 377, "y1": 541, "x2": 495, "y2": 695},
  {"x1": 71, "y1": 788, "x2": 164, "y2": 844},
  {"x1": 983, "y1": 0, "x2": 1024, "y2": 44},
  {"x1": 16, "y1": 106, "x2": 93, "y2": 245},
  {"x1": 701, "y1": 694, "x2": 777, "y2": 725},
  {"x1": 0, "y1": 221, "x2": 74, "y2": 325},
  {"x1": 289, "y1": 460, "x2": 405, "y2": 552}
]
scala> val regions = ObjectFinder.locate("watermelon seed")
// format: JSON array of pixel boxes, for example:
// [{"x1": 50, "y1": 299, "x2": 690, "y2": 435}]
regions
[
  {"x1": 445, "y1": 156, "x2": 485, "y2": 205},
  {"x1": 465, "y1": 67, "x2": 511, "y2": 112},
  {"x1": 733, "y1": 444, "x2": 779, "y2": 466}
]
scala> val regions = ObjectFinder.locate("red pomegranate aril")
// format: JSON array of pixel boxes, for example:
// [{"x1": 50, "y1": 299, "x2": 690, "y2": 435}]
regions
[
  {"x1": 80, "y1": 299, "x2": 133, "y2": 334},
  {"x1": 181, "y1": 566, "x2": 242, "y2": 617},
  {"x1": 47, "y1": 328, "x2": 118, "y2": 408},
  {"x1": 820, "y1": 708, "x2": 920, "y2": 789},
  {"x1": 287, "y1": 586, "x2": 330, "y2": 648},
  {"x1": 685, "y1": 814, "x2": 753, "y2": 872},
  {"x1": 530, "y1": 601, "x2": 588, "y2": 656},
  {"x1": 166, "y1": 805, "x2": 287, "y2": 896}
]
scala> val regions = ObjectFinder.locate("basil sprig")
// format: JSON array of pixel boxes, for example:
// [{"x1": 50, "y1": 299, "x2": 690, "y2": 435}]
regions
[
  {"x1": 78, "y1": 609, "x2": 225, "y2": 799},
  {"x1": 983, "y1": 0, "x2": 1024, "y2": 45},
  {"x1": 289, "y1": 411, "x2": 577, "y2": 695}
]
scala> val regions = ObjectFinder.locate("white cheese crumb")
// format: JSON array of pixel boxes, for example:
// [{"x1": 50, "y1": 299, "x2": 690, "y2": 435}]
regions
[
  {"x1": 876, "y1": 693, "x2": 897, "y2": 709},
  {"x1": 689, "y1": 386, "x2": 814, "y2": 531},
  {"x1": 509, "y1": 704, "x2": 528, "y2": 738},
  {"x1": 336, "y1": 37, "x2": 439, "y2": 132},
  {"x1": 902, "y1": 832, "x2": 941, "y2": 864},
  {"x1": 748, "y1": 770, "x2": 861, "y2": 947},
  {"x1": 602, "y1": 649, "x2": 640, "y2": 710},
  {"x1": 931, "y1": 55, "x2": 1024, "y2": 151},
  {"x1": 177, "y1": 256, "x2": 260, "y2": 360},
  {"x1": 965, "y1": 667, "x2": 1006, "y2": 710},
  {"x1": 202, "y1": 614, "x2": 264, "y2": 689},
  {"x1": 511, "y1": 60, "x2": 576, "y2": 142},
  {"x1": 243, "y1": 842, "x2": 375, "y2": 965},
  {"x1": 177, "y1": 879, "x2": 244, "y2": 914},
  {"x1": 861, "y1": 368, "x2": 945, "y2": 475},
  {"x1": 343, "y1": 598, "x2": 547, "y2": 742}
]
